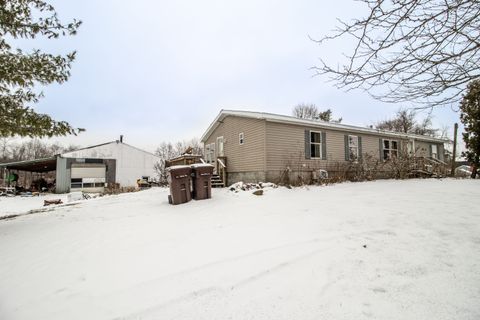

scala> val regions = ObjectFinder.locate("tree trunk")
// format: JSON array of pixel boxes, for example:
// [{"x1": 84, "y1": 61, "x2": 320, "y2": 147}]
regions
[{"x1": 471, "y1": 165, "x2": 478, "y2": 179}]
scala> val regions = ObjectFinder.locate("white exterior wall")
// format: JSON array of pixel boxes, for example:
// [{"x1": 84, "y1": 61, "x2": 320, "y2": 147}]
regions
[{"x1": 61, "y1": 142, "x2": 160, "y2": 187}]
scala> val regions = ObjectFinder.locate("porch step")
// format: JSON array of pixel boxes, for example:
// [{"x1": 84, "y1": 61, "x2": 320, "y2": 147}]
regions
[{"x1": 211, "y1": 174, "x2": 225, "y2": 188}]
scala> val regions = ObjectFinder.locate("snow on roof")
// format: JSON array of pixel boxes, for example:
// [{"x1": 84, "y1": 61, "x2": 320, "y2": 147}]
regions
[{"x1": 201, "y1": 109, "x2": 449, "y2": 143}]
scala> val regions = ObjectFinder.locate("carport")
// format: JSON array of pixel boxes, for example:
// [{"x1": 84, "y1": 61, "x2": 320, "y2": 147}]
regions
[{"x1": 0, "y1": 157, "x2": 57, "y2": 192}]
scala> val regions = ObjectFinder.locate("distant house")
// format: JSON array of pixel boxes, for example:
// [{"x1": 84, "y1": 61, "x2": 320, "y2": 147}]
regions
[
  {"x1": 200, "y1": 110, "x2": 449, "y2": 185},
  {"x1": 0, "y1": 140, "x2": 160, "y2": 193}
]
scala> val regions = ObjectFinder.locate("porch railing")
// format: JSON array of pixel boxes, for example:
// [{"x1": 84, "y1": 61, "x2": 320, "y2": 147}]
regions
[{"x1": 217, "y1": 157, "x2": 227, "y2": 185}]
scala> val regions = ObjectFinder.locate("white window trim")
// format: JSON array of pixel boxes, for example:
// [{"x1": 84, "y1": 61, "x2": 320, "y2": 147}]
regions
[
  {"x1": 382, "y1": 139, "x2": 399, "y2": 160},
  {"x1": 216, "y1": 136, "x2": 224, "y2": 157},
  {"x1": 310, "y1": 130, "x2": 322, "y2": 159},
  {"x1": 348, "y1": 135, "x2": 359, "y2": 160},
  {"x1": 239, "y1": 132, "x2": 244, "y2": 145}
]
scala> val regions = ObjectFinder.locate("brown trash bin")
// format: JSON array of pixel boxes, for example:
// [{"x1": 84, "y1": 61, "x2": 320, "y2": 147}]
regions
[
  {"x1": 167, "y1": 165, "x2": 192, "y2": 205},
  {"x1": 191, "y1": 164, "x2": 214, "y2": 200}
]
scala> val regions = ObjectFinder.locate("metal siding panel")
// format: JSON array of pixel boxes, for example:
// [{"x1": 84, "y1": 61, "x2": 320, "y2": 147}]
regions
[
  {"x1": 63, "y1": 143, "x2": 160, "y2": 187},
  {"x1": 55, "y1": 157, "x2": 70, "y2": 194}
]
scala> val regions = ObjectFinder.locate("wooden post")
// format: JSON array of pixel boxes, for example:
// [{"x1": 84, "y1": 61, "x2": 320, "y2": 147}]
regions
[{"x1": 451, "y1": 123, "x2": 458, "y2": 176}]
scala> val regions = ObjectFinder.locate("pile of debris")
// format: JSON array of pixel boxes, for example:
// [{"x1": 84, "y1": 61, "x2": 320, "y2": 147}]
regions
[{"x1": 229, "y1": 181, "x2": 278, "y2": 195}]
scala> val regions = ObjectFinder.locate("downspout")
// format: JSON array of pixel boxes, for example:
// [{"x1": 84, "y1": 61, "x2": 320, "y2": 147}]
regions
[{"x1": 263, "y1": 120, "x2": 267, "y2": 179}]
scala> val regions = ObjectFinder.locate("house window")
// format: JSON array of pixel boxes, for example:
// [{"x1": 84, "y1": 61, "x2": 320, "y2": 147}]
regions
[
  {"x1": 383, "y1": 139, "x2": 398, "y2": 160},
  {"x1": 310, "y1": 131, "x2": 322, "y2": 158},
  {"x1": 239, "y1": 132, "x2": 244, "y2": 145},
  {"x1": 431, "y1": 144, "x2": 438, "y2": 159},
  {"x1": 348, "y1": 135, "x2": 359, "y2": 160}
]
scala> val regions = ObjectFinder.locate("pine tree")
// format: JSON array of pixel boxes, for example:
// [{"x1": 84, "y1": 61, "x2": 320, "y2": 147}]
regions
[
  {"x1": 0, "y1": 0, "x2": 82, "y2": 137},
  {"x1": 459, "y1": 80, "x2": 480, "y2": 178}
]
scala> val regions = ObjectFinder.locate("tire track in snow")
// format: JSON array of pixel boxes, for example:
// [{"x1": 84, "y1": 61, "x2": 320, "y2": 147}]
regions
[
  {"x1": 116, "y1": 245, "x2": 336, "y2": 320},
  {"x1": 111, "y1": 228, "x2": 395, "y2": 296},
  {"x1": 111, "y1": 229, "x2": 393, "y2": 319}
]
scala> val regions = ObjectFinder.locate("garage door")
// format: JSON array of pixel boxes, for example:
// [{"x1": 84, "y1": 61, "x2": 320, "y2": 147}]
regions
[{"x1": 71, "y1": 164, "x2": 106, "y2": 191}]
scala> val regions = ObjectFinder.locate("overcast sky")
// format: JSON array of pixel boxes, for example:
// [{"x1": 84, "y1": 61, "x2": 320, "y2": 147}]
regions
[{"x1": 24, "y1": 0, "x2": 460, "y2": 152}]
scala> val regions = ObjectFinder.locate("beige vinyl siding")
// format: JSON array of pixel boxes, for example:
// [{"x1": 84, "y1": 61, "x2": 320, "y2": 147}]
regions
[
  {"x1": 413, "y1": 141, "x2": 444, "y2": 160},
  {"x1": 437, "y1": 143, "x2": 445, "y2": 161},
  {"x1": 363, "y1": 135, "x2": 384, "y2": 159},
  {"x1": 414, "y1": 141, "x2": 430, "y2": 157},
  {"x1": 265, "y1": 121, "x2": 441, "y2": 171},
  {"x1": 266, "y1": 121, "x2": 395, "y2": 170},
  {"x1": 204, "y1": 116, "x2": 266, "y2": 172},
  {"x1": 265, "y1": 122, "x2": 367, "y2": 170}
]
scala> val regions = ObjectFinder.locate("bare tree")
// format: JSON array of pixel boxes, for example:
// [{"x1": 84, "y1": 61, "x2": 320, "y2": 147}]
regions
[
  {"x1": 292, "y1": 103, "x2": 319, "y2": 119},
  {"x1": 0, "y1": 138, "x2": 11, "y2": 161},
  {"x1": 375, "y1": 109, "x2": 438, "y2": 136},
  {"x1": 313, "y1": 0, "x2": 480, "y2": 107},
  {"x1": 292, "y1": 103, "x2": 342, "y2": 122},
  {"x1": 376, "y1": 109, "x2": 416, "y2": 133},
  {"x1": 0, "y1": 139, "x2": 81, "y2": 162},
  {"x1": 154, "y1": 138, "x2": 204, "y2": 185}
]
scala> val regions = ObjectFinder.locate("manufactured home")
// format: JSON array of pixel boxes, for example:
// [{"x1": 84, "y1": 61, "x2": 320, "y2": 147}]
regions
[
  {"x1": 1, "y1": 140, "x2": 160, "y2": 193},
  {"x1": 201, "y1": 110, "x2": 449, "y2": 185}
]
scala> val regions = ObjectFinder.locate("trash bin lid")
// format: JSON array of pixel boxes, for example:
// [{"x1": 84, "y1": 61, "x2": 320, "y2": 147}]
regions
[
  {"x1": 167, "y1": 165, "x2": 192, "y2": 175},
  {"x1": 191, "y1": 163, "x2": 214, "y2": 173}
]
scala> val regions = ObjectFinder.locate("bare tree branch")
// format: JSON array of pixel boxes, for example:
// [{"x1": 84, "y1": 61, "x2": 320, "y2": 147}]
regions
[{"x1": 313, "y1": 0, "x2": 480, "y2": 107}]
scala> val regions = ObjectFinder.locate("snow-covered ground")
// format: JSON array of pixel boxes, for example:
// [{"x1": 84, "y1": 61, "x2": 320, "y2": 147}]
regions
[
  {"x1": 0, "y1": 179, "x2": 479, "y2": 320},
  {"x1": 0, "y1": 193, "x2": 69, "y2": 218}
]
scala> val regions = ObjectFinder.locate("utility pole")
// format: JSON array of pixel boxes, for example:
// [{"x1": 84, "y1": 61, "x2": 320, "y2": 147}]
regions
[{"x1": 451, "y1": 123, "x2": 458, "y2": 176}]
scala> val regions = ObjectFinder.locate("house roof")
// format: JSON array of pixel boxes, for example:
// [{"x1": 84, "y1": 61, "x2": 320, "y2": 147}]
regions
[{"x1": 201, "y1": 109, "x2": 449, "y2": 143}]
